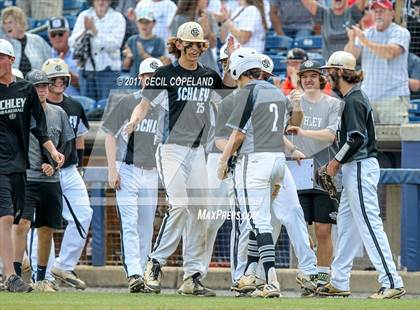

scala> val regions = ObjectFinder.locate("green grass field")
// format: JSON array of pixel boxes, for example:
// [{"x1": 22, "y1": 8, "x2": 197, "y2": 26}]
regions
[{"x1": 0, "y1": 292, "x2": 419, "y2": 310}]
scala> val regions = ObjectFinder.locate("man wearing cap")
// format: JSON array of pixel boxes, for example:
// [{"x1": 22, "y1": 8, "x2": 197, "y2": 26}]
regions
[
  {"x1": 102, "y1": 58, "x2": 163, "y2": 293},
  {"x1": 126, "y1": 21, "x2": 235, "y2": 296},
  {"x1": 280, "y1": 48, "x2": 309, "y2": 96},
  {"x1": 13, "y1": 69, "x2": 74, "y2": 292},
  {"x1": 123, "y1": 7, "x2": 165, "y2": 78},
  {"x1": 0, "y1": 39, "x2": 64, "y2": 292},
  {"x1": 48, "y1": 17, "x2": 80, "y2": 97},
  {"x1": 345, "y1": 0, "x2": 411, "y2": 124},
  {"x1": 285, "y1": 59, "x2": 342, "y2": 290},
  {"x1": 318, "y1": 51, "x2": 405, "y2": 299}
]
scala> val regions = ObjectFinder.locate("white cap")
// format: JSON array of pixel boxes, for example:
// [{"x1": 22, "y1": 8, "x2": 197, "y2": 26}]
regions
[
  {"x1": 0, "y1": 39, "x2": 15, "y2": 57},
  {"x1": 321, "y1": 51, "x2": 356, "y2": 71},
  {"x1": 176, "y1": 22, "x2": 207, "y2": 43},
  {"x1": 12, "y1": 68, "x2": 23, "y2": 79},
  {"x1": 139, "y1": 57, "x2": 163, "y2": 75},
  {"x1": 229, "y1": 48, "x2": 261, "y2": 81},
  {"x1": 260, "y1": 54, "x2": 274, "y2": 75},
  {"x1": 219, "y1": 43, "x2": 229, "y2": 61}
]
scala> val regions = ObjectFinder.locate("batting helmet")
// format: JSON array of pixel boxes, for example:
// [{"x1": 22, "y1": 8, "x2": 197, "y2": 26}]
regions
[
  {"x1": 260, "y1": 54, "x2": 274, "y2": 75},
  {"x1": 139, "y1": 57, "x2": 163, "y2": 75},
  {"x1": 42, "y1": 58, "x2": 71, "y2": 86},
  {"x1": 229, "y1": 48, "x2": 260, "y2": 81},
  {"x1": 321, "y1": 51, "x2": 356, "y2": 71}
]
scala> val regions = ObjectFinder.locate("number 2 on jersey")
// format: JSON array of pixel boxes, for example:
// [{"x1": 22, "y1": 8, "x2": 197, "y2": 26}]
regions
[{"x1": 269, "y1": 103, "x2": 279, "y2": 132}]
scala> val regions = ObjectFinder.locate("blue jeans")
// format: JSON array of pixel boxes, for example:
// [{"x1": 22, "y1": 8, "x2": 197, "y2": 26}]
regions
[
  {"x1": 79, "y1": 67, "x2": 119, "y2": 101},
  {"x1": 282, "y1": 28, "x2": 313, "y2": 39}
]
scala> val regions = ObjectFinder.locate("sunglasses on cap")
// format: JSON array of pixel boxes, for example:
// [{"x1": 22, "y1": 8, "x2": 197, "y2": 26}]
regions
[{"x1": 50, "y1": 32, "x2": 65, "y2": 38}]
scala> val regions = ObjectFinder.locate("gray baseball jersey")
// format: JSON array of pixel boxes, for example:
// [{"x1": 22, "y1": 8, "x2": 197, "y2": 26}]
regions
[
  {"x1": 226, "y1": 80, "x2": 287, "y2": 154},
  {"x1": 286, "y1": 94, "x2": 341, "y2": 190},
  {"x1": 27, "y1": 104, "x2": 75, "y2": 182},
  {"x1": 102, "y1": 90, "x2": 159, "y2": 169}
]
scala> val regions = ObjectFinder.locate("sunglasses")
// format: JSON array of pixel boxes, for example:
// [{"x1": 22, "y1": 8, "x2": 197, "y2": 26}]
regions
[
  {"x1": 50, "y1": 32, "x2": 65, "y2": 38},
  {"x1": 182, "y1": 42, "x2": 204, "y2": 49}
]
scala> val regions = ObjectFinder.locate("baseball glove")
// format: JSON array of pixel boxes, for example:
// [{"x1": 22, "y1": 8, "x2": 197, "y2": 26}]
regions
[{"x1": 315, "y1": 165, "x2": 339, "y2": 203}]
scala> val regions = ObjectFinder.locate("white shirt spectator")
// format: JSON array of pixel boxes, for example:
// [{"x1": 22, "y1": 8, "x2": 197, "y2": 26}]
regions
[
  {"x1": 356, "y1": 23, "x2": 411, "y2": 102},
  {"x1": 69, "y1": 7, "x2": 126, "y2": 71},
  {"x1": 229, "y1": 5, "x2": 265, "y2": 53},
  {"x1": 136, "y1": 0, "x2": 177, "y2": 44}
]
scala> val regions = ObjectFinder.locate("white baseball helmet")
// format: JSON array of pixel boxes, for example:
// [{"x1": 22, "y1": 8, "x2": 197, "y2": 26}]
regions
[
  {"x1": 219, "y1": 38, "x2": 240, "y2": 61},
  {"x1": 260, "y1": 54, "x2": 274, "y2": 75},
  {"x1": 42, "y1": 58, "x2": 71, "y2": 86},
  {"x1": 321, "y1": 51, "x2": 356, "y2": 71},
  {"x1": 0, "y1": 39, "x2": 15, "y2": 57},
  {"x1": 139, "y1": 57, "x2": 163, "y2": 75},
  {"x1": 229, "y1": 48, "x2": 261, "y2": 81},
  {"x1": 176, "y1": 22, "x2": 207, "y2": 43}
]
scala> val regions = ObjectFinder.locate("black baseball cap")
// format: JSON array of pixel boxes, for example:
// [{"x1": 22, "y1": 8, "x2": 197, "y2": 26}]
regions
[
  {"x1": 48, "y1": 17, "x2": 69, "y2": 33},
  {"x1": 297, "y1": 60, "x2": 323, "y2": 75},
  {"x1": 286, "y1": 48, "x2": 308, "y2": 61},
  {"x1": 26, "y1": 70, "x2": 50, "y2": 85}
]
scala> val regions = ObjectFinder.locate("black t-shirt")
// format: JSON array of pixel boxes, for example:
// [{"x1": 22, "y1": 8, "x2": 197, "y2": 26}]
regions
[
  {"x1": 0, "y1": 79, "x2": 49, "y2": 174},
  {"x1": 102, "y1": 91, "x2": 158, "y2": 168},
  {"x1": 338, "y1": 85, "x2": 377, "y2": 163},
  {"x1": 142, "y1": 61, "x2": 224, "y2": 147},
  {"x1": 48, "y1": 96, "x2": 89, "y2": 167}
]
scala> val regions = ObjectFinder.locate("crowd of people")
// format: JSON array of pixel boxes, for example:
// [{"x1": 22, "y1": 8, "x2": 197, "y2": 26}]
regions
[{"x1": 0, "y1": 0, "x2": 416, "y2": 299}]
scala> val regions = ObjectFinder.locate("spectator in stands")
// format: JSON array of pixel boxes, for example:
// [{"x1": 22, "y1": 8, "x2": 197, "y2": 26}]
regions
[
  {"x1": 170, "y1": 0, "x2": 218, "y2": 72},
  {"x1": 345, "y1": 0, "x2": 410, "y2": 124},
  {"x1": 16, "y1": 0, "x2": 63, "y2": 20},
  {"x1": 219, "y1": 0, "x2": 268, "y2": 53},
  {"x1": 69, "y1": 0, "x2": 126, "y2": 101},
  {"x1": 408, "y1": 52, "x2": 420, "y2": 100},
  {"x1": 123, "y1": 7, "x2": 165, "y2": 77},
  {"x1": 269, "y1": 0, "x2": 313, "y2": 39},
  {"x1": 301, "y1": 0, "x2": 366, "y2": 59},
  {"x1": 135, "y1": 0, "x2": 177, "y2": 46},
  {"x1": 1, "y1": 6, "x2": 51, "y2": 76},
  {"x1": 48, "y1": 17, "x2": 80, "y2": 96}
]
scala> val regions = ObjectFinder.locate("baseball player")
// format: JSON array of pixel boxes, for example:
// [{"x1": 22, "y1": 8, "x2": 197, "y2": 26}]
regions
[
  {"x1": 285, "y1": 60, "x2": 342, "y2": 289},
  {"x1": 317, "y1": 51, "x2": 405, "y2": 298},
  {"x1": 0, "y1": 39, "x2": 64, "y2": 292},
  {"x1": 14, "y1": 69, "x2": 74, "y2": 292},
  {"x1": 102, "y1": 58, "x2": 163, "y2": 293},
  {"x1": 217, "y1": 48, "x2": 289, "y2": 298},
  {"x1": 28, "y1": 58, "x2": 92, "y2": 289},
  {"x1": 126, "y1": 22, "x2": 235, "y2": 296}
]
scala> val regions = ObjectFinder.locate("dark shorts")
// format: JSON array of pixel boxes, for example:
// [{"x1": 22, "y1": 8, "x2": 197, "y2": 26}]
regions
[
  {"x1": 21, "y1": 181, "x2": 63, "y2": 229},
  {"x1": 298, "y1": 190, "x2": 339, "y2": 225},
  {"x1": 0, "y1": 173, "x2": 26, "y2": 223}
]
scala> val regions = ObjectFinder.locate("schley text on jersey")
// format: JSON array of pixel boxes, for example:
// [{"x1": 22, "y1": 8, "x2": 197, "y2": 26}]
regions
[{"x1": 0, "y1": 97, "x2": 26, "y2": 115}]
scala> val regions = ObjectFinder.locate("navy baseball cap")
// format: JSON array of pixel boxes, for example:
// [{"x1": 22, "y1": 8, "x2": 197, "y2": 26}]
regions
[
  {"x1": 286, "y1": 48, "x2": 308, "y2": 62},
  {"x1": 297, "y1": 60, "x2": 323, "y2": 75},
  {"x1": 48, "y1": 17, "x2": 69, "y2": 33}
]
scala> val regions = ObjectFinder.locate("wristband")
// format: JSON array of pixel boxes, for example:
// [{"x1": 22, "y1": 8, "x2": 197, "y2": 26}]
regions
[{"x1": 77, "y1": 149, "x2": 84, "y2": 167}]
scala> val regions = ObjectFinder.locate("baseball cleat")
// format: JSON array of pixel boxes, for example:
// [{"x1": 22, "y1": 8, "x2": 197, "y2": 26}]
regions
[
  {"x1": 317, "y1": 272, "x2": 330, "y2": 288},
  {"x1": 296, "y1": 273, "x2": 317, "y2": 296},
  {"x1": 51, "y1": 267, "x2": 86, "y2": 290},
  {"x1": 128, "y1": 274, "x2": 144, "y2": 293},
  {"x1": 177, "y1": 273, "x2": 216, "y2": 297},
  {"x1": 144, "y1": 258, "x2": 162, "y2": 293},
  {"x1": 5, "y1": 275, "x2": 33, "y2": 292},
  {"x1": 316, "y1": 282, "x2": 351, "y2": 297},
  {"x1": 32, "y1": 279, "x2": 56, "y2": 292},
  {"x1": 368, "y1": 287, "x2": 406, "y2": 299},
  {"x1": 230, "y1": 274, "x2": 256, "y2": 293},
  {"x1": 259, "y1": 281, "x2": 282, "y2": 298}
]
